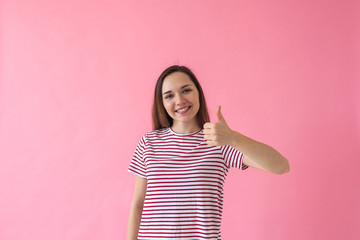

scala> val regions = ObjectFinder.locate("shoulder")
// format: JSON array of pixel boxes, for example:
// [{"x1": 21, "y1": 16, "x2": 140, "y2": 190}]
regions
[{"x1": 143, "y1": 127, "x2": 171, "y2": 140}]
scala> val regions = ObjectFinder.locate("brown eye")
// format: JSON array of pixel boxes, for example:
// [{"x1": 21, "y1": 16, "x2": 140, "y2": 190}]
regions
[
  {"x1": 183, "y1": 89, "x2": 192, "y2": 93},
  {"x1": 165, "y1": 94, "x2": 173, "y2": 99}
]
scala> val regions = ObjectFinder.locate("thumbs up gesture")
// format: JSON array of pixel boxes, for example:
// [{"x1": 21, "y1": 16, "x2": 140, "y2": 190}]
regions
[{"x1": 203, "y1": 106, "x2": 235, "y2": 146}]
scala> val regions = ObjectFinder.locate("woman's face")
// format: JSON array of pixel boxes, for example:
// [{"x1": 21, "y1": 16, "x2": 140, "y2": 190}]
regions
[{"x1": 162, "y1": 72, "x2": 200, "y2": 126}]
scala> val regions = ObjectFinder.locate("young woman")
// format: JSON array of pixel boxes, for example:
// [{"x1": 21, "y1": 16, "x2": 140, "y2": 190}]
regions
[{"x1": 127, "y1": 65, "x2": 290, "y2": 240}]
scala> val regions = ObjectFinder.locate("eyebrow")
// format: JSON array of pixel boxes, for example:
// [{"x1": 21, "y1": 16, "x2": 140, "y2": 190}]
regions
[{"x1": 163, "y1": 84, "x2": 192, "y2": 95}]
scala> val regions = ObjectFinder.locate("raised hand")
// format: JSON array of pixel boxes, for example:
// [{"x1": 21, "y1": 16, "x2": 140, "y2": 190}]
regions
[{"x1": 203, "y1": 106, "x2": 235, "y2": 146}]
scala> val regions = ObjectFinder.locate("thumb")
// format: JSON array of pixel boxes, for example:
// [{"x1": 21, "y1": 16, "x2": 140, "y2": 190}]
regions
[{"x1": 216, "y1": 105, "x2": 224, "y2": 122}]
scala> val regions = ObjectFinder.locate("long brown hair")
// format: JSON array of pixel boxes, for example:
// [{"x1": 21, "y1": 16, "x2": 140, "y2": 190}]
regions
[{"x1": 152, "y1": 65, "x2": 209, "y2": 130}]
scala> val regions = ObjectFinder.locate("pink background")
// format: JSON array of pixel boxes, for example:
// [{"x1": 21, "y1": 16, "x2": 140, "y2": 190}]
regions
[{"x1": 1, "y1": 0, "x2": 359, "y2": 239}]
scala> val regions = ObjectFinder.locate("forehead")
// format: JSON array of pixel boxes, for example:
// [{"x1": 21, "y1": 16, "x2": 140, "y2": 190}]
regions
[{"x1": 162, "y1": 72, "x2": 194, "y2": 91}]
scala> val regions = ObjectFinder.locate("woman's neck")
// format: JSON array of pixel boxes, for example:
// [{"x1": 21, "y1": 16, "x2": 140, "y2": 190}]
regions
[{"x1": 171, "y1": 121, "x2": 201, "y2": 134}]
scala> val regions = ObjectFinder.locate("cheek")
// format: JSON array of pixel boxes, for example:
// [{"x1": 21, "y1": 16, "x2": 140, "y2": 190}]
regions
[
  {"x1": 163, "y1": 101, "x2": 173, "y2": 113},
  {"x1": 193, "y1": 93, "x2": 200, "y2": 106}
]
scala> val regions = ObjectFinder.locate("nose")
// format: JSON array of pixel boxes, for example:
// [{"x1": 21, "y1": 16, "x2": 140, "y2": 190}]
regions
[{"x1": 175, "y1": 93, "x2": 186, "y2": 105}]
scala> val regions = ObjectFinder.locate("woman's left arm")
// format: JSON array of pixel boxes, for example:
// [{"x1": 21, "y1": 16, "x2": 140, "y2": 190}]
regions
[
  {"x1": 230, "y1": 131, "x2": 290, "y2": 174},
  {"x1": 204, "y1": 106, "x2": 290, "y2": 175}
]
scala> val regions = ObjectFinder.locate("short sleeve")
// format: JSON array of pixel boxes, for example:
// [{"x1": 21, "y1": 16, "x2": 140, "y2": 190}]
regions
[
  {"x1": 221, "y1": 145, "x2": 249, "y2": 170},
  {"x1": 128, "y1": 135, "x2": 147, "y2": 178}
]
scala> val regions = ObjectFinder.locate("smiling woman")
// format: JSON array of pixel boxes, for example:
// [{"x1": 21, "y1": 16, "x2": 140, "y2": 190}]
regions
[
  {"x1": 151, "y1": 65, "x2": 209, "y2": 132},
  {"x1": 161, "y1": 72, "x2": 201, "y2": 133},
  {"x1": 126, "y1": 65, "x2": 290, "y2": 240}
]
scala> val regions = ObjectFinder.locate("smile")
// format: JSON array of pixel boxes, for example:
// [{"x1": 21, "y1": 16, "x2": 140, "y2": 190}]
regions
[{"x1": 175, "y1": 106, "x2": 191, "y2": 114}]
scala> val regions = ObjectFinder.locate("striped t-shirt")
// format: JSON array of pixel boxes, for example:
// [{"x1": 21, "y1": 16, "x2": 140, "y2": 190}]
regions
[{"x1": 128, "y1": 127, "x2": 248, "y2": 240}]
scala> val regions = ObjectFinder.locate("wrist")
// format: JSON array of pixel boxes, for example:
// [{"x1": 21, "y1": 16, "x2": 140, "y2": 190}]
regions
[{"x1": 229, "y1": 130, "x2": 240, "y2": 147}]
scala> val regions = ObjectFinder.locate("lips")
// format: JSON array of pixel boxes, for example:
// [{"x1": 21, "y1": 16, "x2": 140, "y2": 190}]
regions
[{"x1": 175, "y1": 106, "x2": 191, "y2": 114}]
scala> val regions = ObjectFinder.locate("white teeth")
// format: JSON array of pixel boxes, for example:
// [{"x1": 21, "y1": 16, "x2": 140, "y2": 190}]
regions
[{"x1": 177, "y1": 106, "x2": 190, "y2": 112}]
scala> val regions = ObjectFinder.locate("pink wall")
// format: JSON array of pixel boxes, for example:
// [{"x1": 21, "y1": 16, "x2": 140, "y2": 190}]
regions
[{"x1": 1, "y1": 0, "x2": 359, "y2": 239}]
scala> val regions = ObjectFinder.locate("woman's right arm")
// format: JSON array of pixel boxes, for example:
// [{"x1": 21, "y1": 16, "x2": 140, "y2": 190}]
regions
[{"x1": 127, "y1": 175, "x2": 147, "y2": 240}]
